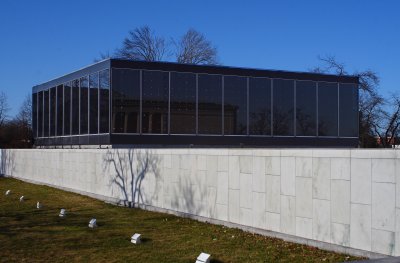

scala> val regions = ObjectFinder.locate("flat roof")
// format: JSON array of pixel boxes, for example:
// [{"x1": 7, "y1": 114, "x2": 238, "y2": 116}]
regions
[{"x1": 33, "y1": 58, "x2": 359, "y2": 93}]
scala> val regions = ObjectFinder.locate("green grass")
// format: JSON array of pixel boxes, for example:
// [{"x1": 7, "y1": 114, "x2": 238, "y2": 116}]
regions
[{"x1": 0, "y1": 177, "x2": 364, "y2": 263}]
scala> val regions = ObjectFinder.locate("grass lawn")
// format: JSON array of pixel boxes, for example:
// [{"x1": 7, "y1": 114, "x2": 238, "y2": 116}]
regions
[{"x1": 0, "y1": 177, "x2": 364, "y2": 262}]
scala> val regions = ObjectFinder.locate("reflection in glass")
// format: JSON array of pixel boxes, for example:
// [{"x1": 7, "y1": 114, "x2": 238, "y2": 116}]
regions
[
  {"x1": 273, "y1": 79, "x2": 294, "y2": 136},
  {"x1": 44, "y1": 90, "x2": 49, "y2": 137},
  {"x1": 38, "y1": 91, "x2": 43, "y2": 137},
  {"x1": 198, "y1": 74, "x2": 222, "y2": 134},
  {"x1": 224, "y1": 76, "x2": 247, "y2": 135},
  {"x1": 50, "y1": 87, "x2": 56, "y2": 136},
  {"x1": 56, "y1": 85, "x2": 63, "y2": 136},
  {"x1": 142, "y1": 70, "x2": 168, "y2": 134},
  {"x1": 71, "y1": 80, "x2": 80, "y2": 135},
  {"x1": 249, "y1": 77, "x2": 271, "y2": 135},
  {"x1": 339, "y1": 83, "x2": 358, "y2": 137},
  {"x1": 64, "y1": 82, "x2": 71, "y2": 135},
  {"x1": 296, "y1": 81, "x2": 316, "y2": 136},
  {"x1": 318, "y1": 82, "x2": 338, "y2": 136},
  {"x1": 89, "y1": 73, "x2": 99, "y2": 134},
  {"x1": 80, "y1": 76, "x2": 89, "y2": 134},
  {"x1": 99, "y1": 69, "x2": 110, "y2": 133},
  {"x1": 32, "y1": 93, "x2": 37, "y2": 138},
  {"x1": 112, "y1": 69, "x2": 140, "y2": 133},
  {"x1": 170, "y1": 72, "x2": 196, "y2": 134}
]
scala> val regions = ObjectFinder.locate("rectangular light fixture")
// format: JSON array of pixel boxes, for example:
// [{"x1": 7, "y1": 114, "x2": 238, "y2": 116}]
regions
[
  {"x1": 196, "y1": 253, "x2": 211, "y2": 263},
  {"x1": 19, "y1": 196, "x2": 24, "y2": 202},
  {"x1": 131, "y1": 233, "x2": 141, "y2": 244},
  {"x1": 5, "y1": 190, "x2": 10, "y2": 195},
  {"x1": 59, "y1": 209, "x2": 66, "y2": 217},
  {"x1": 37, "y1": 202, "x2": 42, "y2": 209},
  {"x1": 88, "y1": 219, "x2": 97, "y2": 228}
]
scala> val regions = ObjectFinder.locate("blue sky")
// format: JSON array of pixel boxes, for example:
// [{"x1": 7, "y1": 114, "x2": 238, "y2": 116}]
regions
[{"x1": 0, "y1": 0, "x2": 399, "y2": 116}]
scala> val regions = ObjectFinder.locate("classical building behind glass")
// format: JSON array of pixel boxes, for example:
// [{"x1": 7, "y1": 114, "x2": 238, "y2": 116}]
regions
[{"x1": 32, "y1": 59, "x2": 359, "y2": 147}]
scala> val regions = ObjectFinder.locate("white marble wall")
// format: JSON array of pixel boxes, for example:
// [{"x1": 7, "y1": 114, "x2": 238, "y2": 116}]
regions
[{"x1": 2, "y1": 148, "x2": 400, "y2": 256}]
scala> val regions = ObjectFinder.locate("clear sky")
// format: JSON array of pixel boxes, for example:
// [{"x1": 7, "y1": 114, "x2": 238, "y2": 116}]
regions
[{"x1": 0, "y1": 0, "x2": 399, "y2": 116}]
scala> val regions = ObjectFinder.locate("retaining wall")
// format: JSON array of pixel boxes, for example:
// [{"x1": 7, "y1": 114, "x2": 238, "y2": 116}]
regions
[{"x1": 1, "y1": 148, "x2": 400, "y2": 257}]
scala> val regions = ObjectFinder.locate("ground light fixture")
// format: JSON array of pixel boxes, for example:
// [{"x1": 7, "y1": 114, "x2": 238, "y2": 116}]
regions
[
  {"x1": 88, "y1": 218, "x2": 97, "y2": 228},
  {"x1": 5, "y1": 190, "x2": 10, "y2": 195},
  {"x1": 37, "y1": 202, "x2": 42, "y2": 209},
  {"x1": 19, "y1": 196, "x2": 24, "y2": 202},
  {"x1": 59, "y1": 209, "x2": 66, "y2": 217},
  {"x1": 196, "y1": 252, "x2": 211, "y2": 263},
  {"x1": 131, "y1": 233, "x2": 141, "y2": 244}
]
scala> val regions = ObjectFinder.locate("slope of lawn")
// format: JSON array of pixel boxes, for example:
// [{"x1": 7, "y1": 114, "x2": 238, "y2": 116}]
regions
[{"x1": 0, "y1": 177, "x2": 364, "y2": 262}]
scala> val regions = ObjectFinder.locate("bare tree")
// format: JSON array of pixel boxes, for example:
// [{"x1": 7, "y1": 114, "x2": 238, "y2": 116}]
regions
[
  {"x1": 115, "y1": 26, "x2": 166, "y2": 61},
  {"x1": 311, "y1": 55, "x2": 382, "y2": 147},
  {"x1": 93, "y1": 51, "x2": 112, "y2": 63},
  {"x1": 16, "y1": 94, "x2": 32, "y2": 128},
  {"x1": 174, "y1": 28, "x2": 218, "y2": 65},
  {"x1": 0, "y1": 92, "x2": 9, "y2": 129}
]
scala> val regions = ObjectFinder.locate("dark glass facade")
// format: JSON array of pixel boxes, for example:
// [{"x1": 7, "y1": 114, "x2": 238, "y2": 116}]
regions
[{"x1": 32, "y1": 59, "x2": 359, "y2": 147}]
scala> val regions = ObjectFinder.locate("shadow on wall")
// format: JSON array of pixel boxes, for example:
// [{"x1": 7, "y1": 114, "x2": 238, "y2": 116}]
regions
[
  {"x1": 0, "y1": 149, "x2": 15, "y2": 177},
  {"x1": 102, "y1": 149, "x2": 160, "y2": 208}
]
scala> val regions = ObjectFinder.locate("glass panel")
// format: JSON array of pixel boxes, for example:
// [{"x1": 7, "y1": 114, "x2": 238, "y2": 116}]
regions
[
  {"x1": 273, "y1": 79, "x2": 294, "y2": 136},
  {"x1": 71, "y1": 79, "x2": 80, "y2": 135},
  {"x1": 170, "y1": 72, "x2": 196, "y2": 134},
  {"x1": 56, "y1": 85, "x2": 63, "y2": 136},
  {"x1": 249, "y1": 77, "x2": 271, "y2": 135},
  {"x1": 339, "y1": 83, "x2": 358, "y2": 137},
  {"x1": 50, "y1": 87, "x2": 56, "y2": 136},
  {"x1": 142, "y1": 70, "x2": 168, "y2": 134},
  {"x1": 80, "y1": 76, "x2": 89, "y2": 134},
  {"x1": 296, "y1": 81, "x2": 316, "y2": 136},
  {"x1": 112, "y1": 69, "x2": 140, "y2": 133},
  {"x1": 224, "y1": 76, "x2": 247, "y2": 135},
  {"x1": 44, "y1": 90, "x2": 49, "y2": 137},
  {"x1": 38, "y1": 91, "x2": 43, "y2": 137},
  {"x1": 318, "y1": 82, "x2": 338, "y2": 136},
  {"x1": 89, "y1": 72, "x2": 99, "y2": 134},
  {"x1": 198, "y1": 74, "x2": 222, "y2": 134},
  {"x1": 99, "y1": 69, "x2": 110, "y2": 133},
  {"x1": 64, "y1": 82, "x2": 71, "y2": 136},
  {"x1": 32, "y1": 93, "x2": 37, "y2": 138}
]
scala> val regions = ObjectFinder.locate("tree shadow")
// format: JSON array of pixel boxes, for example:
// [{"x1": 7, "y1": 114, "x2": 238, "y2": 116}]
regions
[
  {"x1": 102, "y1": 148, "x2": 160, "y2": 208},
  {"x1": 0, "y1": 149, "x2": 15, "y2": 177}
]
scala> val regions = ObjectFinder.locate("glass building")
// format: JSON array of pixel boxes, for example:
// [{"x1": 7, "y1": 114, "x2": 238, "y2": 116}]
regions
[{"x1": 32, "y1": 59, "x2": 359, "y2": 147}]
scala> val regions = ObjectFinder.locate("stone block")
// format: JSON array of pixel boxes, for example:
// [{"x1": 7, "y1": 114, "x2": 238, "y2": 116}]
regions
[
  {"x1": 266, "y1": 175, "x2": 280, "y2": 213},
  {"x1": 395, "y1": 208, "x2": 400, "y2": 256},
  {"x1": 372, "y1": 159, "x2": 396, "y2": 183},
  {"x1": 295, "y1": 177, "x2": 312, "y2": 218},
  {"x1": 372, "y1": 229, "x2": 395, "y2": 256},
  {"x1": 372, "y1": 182, "x2": 395, "y2": 231},
  {"x1": 216, "y1": 171, "x2": 228, "y2": 205},
  {"x1": 239, "y1": 156, "x2": 252, "y2": 174},
  {"x1": 265, "y1": 156, "x2": 280, "y2": 176},
  {"x1": 351, "y1": 158, "x2": 372, "y2": 205},
  {"x1": 252, "y1": 192, "x2": 266, "y2": 229},
  {"x1": 197, "y1": 155, "x2": 207, "y2": 171},
  {"x1": 215, "y1": 204, "x2": 228, "y2": 222},
  {"x1": 240, "y1": 172, "x2": 252, "y2": 209},
  {"x1": 206, "y1": 156, "x2": 218, "y2": 188},
  {"x1": 296, "y1": 217, "x2": 312, "y2": 239},
  {"x1": 331, "y1": 158, "x2": 350, "y2": 180},
  {"x1": 281, "y1": 157, "x2": 295, "y2": 196},
  {"x1": 331, "y1": 180, "x2": 350, "y2": 224},
  {"x1": 217, "y1": 156, "x2": 229, "y2": 172},
  {"x1": 312, "y1": 158, "x2": 330, "y2": 200},
  {"x1": 252, "y1": 157, "x2": 266, "y2": 193},
  {"x1": 295, "y1": 157, "x2": 312, "y2": 178},
  {"x1": 239, "y1": 207, "x2": 252, "y2": 226},
  {"x1": 313, "y1": 199, "x2": 330, "y2": 242},
  {"x1": 266, "y1": 212, "x2": 280, "y2": 232},
  {"x1": 228, "y1": 189, "x2": 240, "y2": 224},
  {"x1": 281, "y1": 195, "x2": 296, "y2": 235},
  {"x1": 350, "y1": 203, "x2": 371, "y2": 251},
  {"x1": 228, "y1": 156, "x2": 240, "y2": 190},
  {"x1": 331, "y1": 223, "x2": 350, "y2": 247}
]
